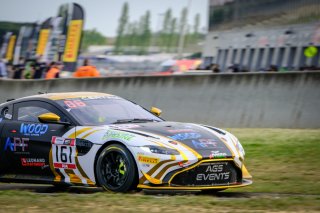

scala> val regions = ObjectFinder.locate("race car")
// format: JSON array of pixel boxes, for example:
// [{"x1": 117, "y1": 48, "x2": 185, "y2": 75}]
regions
[{"x1": 0, "y1": 92, "x2": 252, "y2": 192}]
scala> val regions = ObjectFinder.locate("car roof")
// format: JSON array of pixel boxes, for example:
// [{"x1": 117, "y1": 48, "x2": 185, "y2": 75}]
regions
[
  {"x1": 1, "y1": 92, "x2": 116, "y2": 106},
  {"x1": 29, "y1": 92, "x2": 115, "y2": 100}
]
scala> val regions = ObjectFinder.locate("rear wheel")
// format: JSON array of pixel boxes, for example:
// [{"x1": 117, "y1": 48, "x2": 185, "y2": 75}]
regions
[{"x1": 95, "y1": 144, "x2": 138, "y2": 192}]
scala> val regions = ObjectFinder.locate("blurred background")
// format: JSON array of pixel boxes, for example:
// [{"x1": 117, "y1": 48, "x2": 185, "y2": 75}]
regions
[
  {"x1": 0, "y1": 0, "x2": 319, "y2": 78},
  {"x1": 0, "y1": 1, "x2": 320, "y2": 212}
]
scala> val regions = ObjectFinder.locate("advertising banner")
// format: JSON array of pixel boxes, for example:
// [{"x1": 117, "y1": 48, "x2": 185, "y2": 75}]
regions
[
  {"x1": 5, "y1": 35, "x2": 16, "y2": 62},
  {"x1": 62, "y1": 3, "x2": 85, "y2": 71}
]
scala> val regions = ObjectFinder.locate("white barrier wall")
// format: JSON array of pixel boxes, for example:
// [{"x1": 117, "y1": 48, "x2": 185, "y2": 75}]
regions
[{"x1": 1, "y1": 72, "x2": 319, "y2": 128}]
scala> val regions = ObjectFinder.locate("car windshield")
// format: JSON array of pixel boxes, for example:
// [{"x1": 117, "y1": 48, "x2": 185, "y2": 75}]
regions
[{"x1": 56, "y1": 96, "x2": 163, "y2": 125}]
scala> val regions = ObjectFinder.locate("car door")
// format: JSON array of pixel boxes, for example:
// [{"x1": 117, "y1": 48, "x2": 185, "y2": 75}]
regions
[{"x1": 1, "y1": 100, "x2": 75, "y2": 182}]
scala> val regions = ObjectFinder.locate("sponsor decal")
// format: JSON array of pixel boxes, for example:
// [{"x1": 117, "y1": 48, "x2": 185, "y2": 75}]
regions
[
  {"x1": 168, "y1": 141, "x2": 178, "y2": 145},
  {"x1": 169, "y1": 133, "x2": 201, "y2": 141},
  {"x1": 196, "y1": 164, "x2": 230, "y2": 181},
  {"x1": 21, "y1": 158, "x2": 46, "y2": 167},
  {"x1": 103, "y1": 130, "x2": 135, "y2": 141},
  {"x1": 167, "y1": 129, "x2": 194, "y2": 133},
  {"x1": 209, "y1": 151, "x2": 227, "y2": 159},
  {"x1": 64, "y1": 100, "x2": 86, "y2": 108},
  {"x1": 110, "y1": 124, "x2": 140, "y2": 129},
  {"x1": 196, "y1": 172, "x2": 230, "y2": 181},
  {"x1": 51, "y1": 136, "x2": 76, "y2": 169},
  {"x1": 51, "y1": 136, "x2": 75, "y2": 146},
  {"x1": 4, "y1": 114, "x2": 12, "y2": 119},
  {"x1": 4, "y1": 137, "x2": 29, "y2": 154},
  {"x1": 192, "y1": 139, "x2": 218, "y2": 149},
  {"x1": 20, "y1": 123, "x2": 48, "y2": 137},
  {"x1": 81, "y1": 95, "x2": 120, "y2": 100},
  {"x1": 178, "y1": 161, "x2": 192, "y2": 167},
  {"x1": 141, "y1": 163, "x2": 151, "y2": 168},
  {"x1": 138, "y1": 155, "x2": 159, "y2": 164}
]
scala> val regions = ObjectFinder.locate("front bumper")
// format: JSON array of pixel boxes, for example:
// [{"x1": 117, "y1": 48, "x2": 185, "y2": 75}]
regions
[
  {"x1": 137, "y1": 179, "x2": 252, "y2": 190},
  {"x1": 137, "y1": 159, "x2": 253, "y2": 190}
]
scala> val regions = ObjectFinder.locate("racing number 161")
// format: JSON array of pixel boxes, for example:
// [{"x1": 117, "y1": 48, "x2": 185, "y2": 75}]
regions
[{"x1": 55, "y1": 146, "x2": 73, "y2": 163}]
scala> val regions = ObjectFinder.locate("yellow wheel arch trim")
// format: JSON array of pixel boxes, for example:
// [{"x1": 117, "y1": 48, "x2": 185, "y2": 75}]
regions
[{"x1": 142, "y1": 171, "x2": 163, "y2": 184}]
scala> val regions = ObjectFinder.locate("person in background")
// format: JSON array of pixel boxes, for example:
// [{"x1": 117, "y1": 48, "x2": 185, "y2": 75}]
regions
[
  {"x1": 0, "y1": 58, "x2": 8, "y2": 78},
  {"x1": 12, "y1": 57, "x2": 25, "y2": 79},
  {"x1": 268, "y1": 65, "x2": 278, "y2": 72},
  {"x1": 45, "y1": 62, "x2": 63, "y2": 79},
  {"x1": 32, "y1": 55, "x2": 48, "y2": 79},
  {"x1": 211, "y1": 63, "x2": 220, "y2": 73},
  {"x1": 73, "y1": 58, "x2": 100, "y2": 77}
]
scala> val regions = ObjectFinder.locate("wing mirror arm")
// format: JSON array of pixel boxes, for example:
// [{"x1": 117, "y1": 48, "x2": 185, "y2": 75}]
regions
[{"x1": 38, "y1": 113, "x2": 71, "y2": 126}]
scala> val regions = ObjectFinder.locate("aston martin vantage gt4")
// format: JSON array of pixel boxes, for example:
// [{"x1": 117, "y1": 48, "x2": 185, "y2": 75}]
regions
[{"x1": 0, "y1": 92, "x2": 252, "y2": 192}]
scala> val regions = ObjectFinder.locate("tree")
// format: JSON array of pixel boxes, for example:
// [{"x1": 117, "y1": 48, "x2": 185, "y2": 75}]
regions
[
  {"x1": 177, "y1": 7, "x2": 188, "y2": 58},
  {"x1": 193, "y1": 13, "x2": 200, "y2": 43},
  {"x1": 161, "y1": 8, "x2": 172, "y2": 51},
  {"x1": 81, "y1": 29, "x2": 107, "y2": 51},
  {"x1": 140, "y1": 10, "x2": 151, "y2": 54},
  {"x1": 167, "y1": 17, "x2": 177, "y2": 52},
  {"x1": 114, "y1": 2, "x2": 129, "y2": 54}
]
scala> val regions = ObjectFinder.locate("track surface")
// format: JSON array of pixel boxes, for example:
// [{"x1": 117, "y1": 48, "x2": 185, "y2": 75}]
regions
[{"x1": 0, "y1": 183, "x2": 317, "y2": 198}]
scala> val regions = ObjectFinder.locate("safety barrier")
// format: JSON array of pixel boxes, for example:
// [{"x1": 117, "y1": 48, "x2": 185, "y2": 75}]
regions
[{"x1": 0, "y1": 71, "x2": 319, "y2": 128}]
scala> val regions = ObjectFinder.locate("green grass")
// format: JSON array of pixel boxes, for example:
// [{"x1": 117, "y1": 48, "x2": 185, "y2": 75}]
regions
[
  {"x1": 0, "y1": 129, "x2": 319, "y2": 212},
  {"x1": 227, "y1": 129, "x2": 320, "y2": 194}
]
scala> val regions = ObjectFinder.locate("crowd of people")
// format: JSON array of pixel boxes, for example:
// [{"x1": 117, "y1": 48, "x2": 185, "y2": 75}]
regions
[{"x1": 0, "y1": 57, "x2": 100, "y2": 79}]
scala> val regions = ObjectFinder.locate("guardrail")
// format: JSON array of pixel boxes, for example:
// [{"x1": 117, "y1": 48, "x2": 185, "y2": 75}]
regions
[{"x1": 1, "y1": 71, "x2": 319, "y2": 128}]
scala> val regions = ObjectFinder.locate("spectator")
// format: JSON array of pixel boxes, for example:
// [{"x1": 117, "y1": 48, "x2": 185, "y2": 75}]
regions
[
  {"x1": 229, "y1": 64, "x2": 240, "y2": 72},
  {"x1": 268, "y1": 65, "x2": 278, "y2": 72},
  {"x1": 0, "y1": 58, "x2": 7, "y2": 78},
  {"x1": 32, "y1": 55, "x2": 48, "y2": 79},
  {"x1": 45, "y1": 62, "x2": 63, "y2": 79},
  {"x1": 12, "y1": 57, "x2": 25, "y2": 79},
  {"x1": 73, "y1": 58, "x2": 100, "y2": 77},
  {"x1": 211, "y1": 63, "x2": 220, "y2": 73}
]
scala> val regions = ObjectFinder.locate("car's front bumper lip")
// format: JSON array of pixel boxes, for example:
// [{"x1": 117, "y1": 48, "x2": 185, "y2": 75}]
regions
[{"x1": 137, "y1": 179, "x2": 253, "y2": 190}]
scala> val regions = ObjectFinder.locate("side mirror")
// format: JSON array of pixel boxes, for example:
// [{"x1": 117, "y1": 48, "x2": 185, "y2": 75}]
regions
[
  {"x1": 38, "y1": 113, "x2": 70, "y2": 125},
  {"x1": 151, "y1": 107, "x2": 162, "y2": 116}
]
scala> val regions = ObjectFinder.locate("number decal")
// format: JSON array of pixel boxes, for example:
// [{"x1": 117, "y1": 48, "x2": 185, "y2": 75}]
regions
[
  {"x1": 52, "y1": 136, "x2": 76, "y2": 169},
  {"x1": 64, "y1": 100, "x2": 86, "y2": 108}
]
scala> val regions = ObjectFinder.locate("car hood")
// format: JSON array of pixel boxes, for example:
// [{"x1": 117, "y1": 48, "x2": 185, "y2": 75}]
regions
[{"x1": 110, "y1": 121, "x2": 233, "y2": 159}]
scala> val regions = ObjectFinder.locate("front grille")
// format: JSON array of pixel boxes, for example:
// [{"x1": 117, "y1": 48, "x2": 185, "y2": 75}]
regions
[{"x1": 170, "y1": 161, "x2": 241, "y2": 186}]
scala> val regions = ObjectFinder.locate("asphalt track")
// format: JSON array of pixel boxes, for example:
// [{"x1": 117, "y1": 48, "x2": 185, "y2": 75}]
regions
[{"x1": 0, "y1": 183, "x2": 317, "y2": 198}]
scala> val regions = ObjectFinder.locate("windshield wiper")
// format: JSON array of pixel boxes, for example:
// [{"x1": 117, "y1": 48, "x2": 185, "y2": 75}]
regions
[{"x1": 112, "y1": 118, "x2": 160, "y2": 124}]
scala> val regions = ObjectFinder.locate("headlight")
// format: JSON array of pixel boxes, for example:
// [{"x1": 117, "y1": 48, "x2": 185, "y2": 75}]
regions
[{"x1": 141, "y1": 145, "x2": 179, "y2": 155}]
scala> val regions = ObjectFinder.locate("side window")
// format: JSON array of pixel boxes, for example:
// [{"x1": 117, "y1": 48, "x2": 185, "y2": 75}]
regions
[
  {"x1": 17, "y1": 106, "x2": 51, "y2": 122},
  {"x1": 14, "y1": 101, "x2": 71, "y2": 123}
]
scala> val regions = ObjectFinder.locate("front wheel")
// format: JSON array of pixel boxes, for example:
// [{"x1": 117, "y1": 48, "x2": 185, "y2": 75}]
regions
[{"x1": 95, "y1": 144, "x2": 138, "y2": 192}]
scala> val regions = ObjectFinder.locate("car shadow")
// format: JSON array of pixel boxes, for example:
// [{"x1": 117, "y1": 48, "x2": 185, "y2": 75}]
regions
[
  {"x1": 0, "y1": 183, "x2": 103, "y2": 194},
  {"x1": 0, "y1": 183, "x2": 255, "y2": 197}
]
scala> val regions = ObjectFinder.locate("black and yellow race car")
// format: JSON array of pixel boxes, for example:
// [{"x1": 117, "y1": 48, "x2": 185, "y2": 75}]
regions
[{"x1": 0, "y1": 92, "x2": 252, "y2": 192}]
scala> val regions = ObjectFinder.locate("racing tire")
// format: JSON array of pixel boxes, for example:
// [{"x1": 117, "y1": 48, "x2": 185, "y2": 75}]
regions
[{"x1": 95, "y1": 144, "x2": 138, "y2": 192}]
